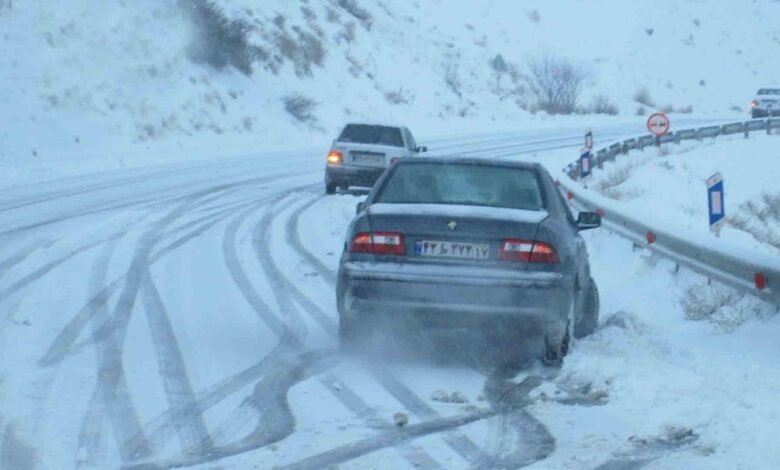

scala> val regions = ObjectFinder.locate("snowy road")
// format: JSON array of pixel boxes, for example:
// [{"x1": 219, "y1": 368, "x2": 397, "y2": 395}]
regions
[{"x1": 3, "y1": 119, "x2": 778, "y2": 470}]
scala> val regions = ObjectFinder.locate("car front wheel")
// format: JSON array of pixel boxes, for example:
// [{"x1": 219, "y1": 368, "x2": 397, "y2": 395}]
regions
[{"x1": 325, "y1": 182, "x2": 337, "y2": 195}]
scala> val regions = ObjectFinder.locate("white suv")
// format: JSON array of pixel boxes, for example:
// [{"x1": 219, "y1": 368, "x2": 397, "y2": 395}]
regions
[
  {"x1": 751, "y1": 88, "x2": 780, "y2": 118},
  {"x1": 324, "y1": 123, "x2": 426, "y2": 194}
]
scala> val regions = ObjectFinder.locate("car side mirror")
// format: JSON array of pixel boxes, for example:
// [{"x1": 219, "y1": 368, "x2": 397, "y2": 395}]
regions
[
  {"x1": 416, "y1": 146, "x2": 428, "y2": 153},
  {"x1": 576, "y1": 211, "x2": 601, "y2": 231},
  {"x1": 356, "y1": 202, "x2": 367, "y2": 214}
]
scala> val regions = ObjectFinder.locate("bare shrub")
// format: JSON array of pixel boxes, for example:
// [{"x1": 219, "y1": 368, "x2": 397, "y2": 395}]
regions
[
  {"x1": 676, "y1": 105, "x2": 694, "y2": 114},
  {"x1": 597, "y1": 166, "x2": 633, "y2": 192},
  {"x1": 346, "y1": 54, "x2": 363, "y2": 77},
  {"x1": 636, "y1": 106, "x2": 646, "y2": 116},
  {"x1": 633, "y1": 87, "x2": 655, "y2": 107},
  {"x1": 444, "y1": 62, "x2": 462, "y2": 98},
  {"x1": 337, "y1": 21, "x2": 357, "y2": 43},
  {"x1": 301, "y1": 6, "x2": 316, "y2": 22},
  {"x1": 680, "y1": 284, "x2": 756, "y2": 330},
  {"x1": 594, "y1": 165, "x2": 643, "y2": 200},
  {"x1": 660, "y1": 104, "x2": 674, "y2": 113},
  {"x1": 337, "y1": 0, "x2": 373, "y2": 29},
  {"x1": 181, "y1": 0, "x2": 265, "y2": 75},
  {"x1": 529, "y1": 55, "x2": 589, "y2": 114},
  {"x1": 526, "y1": 10, "x2": 540, "y2": 23},
  {"x1": 325, "y1": 6, "x2": 340, "y2": 23},
  {"x1": 273, "y1": 28, "x2": 326, "y2": 77},
  {"x1": 729, "y1": 193, "x2": 780, "y2": 250},
  {"x1": 590, "y1": 95, "x2": 619, "y2": 115},
  {"x1": 283, "y1": 94, "x2": 319, "y2": 123},
  {"x1": 384, "y1": 87, "x2": 415, "y2": 105},
  {"x1": 730, "y1": 105, "x2": 743, "y2": 112}
]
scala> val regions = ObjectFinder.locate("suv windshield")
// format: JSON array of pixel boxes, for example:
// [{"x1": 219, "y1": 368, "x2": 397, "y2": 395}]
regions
[
  {"x1": 338, "y1": 124, "x2": 404, "y2": 147},
  {"x1": 376, "y1": 163, "x2": 545, "y2": 211},
  {"x1": 757, "y1": 89, "x2": 780, "y2": 95}
]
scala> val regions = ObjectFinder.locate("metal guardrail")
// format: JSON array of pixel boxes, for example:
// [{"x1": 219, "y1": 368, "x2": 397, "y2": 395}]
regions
[{"x1": 561, "y1": 117, "x2": 780, "y2": 307}]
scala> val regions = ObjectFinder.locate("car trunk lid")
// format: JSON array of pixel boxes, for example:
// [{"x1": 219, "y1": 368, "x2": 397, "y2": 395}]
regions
[{"x1": 365, "y1": 203, "x2": 549, "y2": 269}]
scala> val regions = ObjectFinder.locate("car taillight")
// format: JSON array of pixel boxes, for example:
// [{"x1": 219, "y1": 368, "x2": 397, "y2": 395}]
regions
[
  {"x1": 349, "y1": 232, "x2": 405, "y2": 255},
  {"x1": 751, "y1": 100, "x2": 759, "y2": 108},
  {"x1": 500, "y1": 239, "x2": 559, "y2": 263},
  {"x1": 327, "y1": 151, "x2": 343, "y2": 164}
]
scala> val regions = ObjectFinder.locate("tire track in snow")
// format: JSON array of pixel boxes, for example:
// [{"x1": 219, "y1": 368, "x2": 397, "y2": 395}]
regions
[
  {"x1": 0, "y1": 231, "x2": 125, "y2": 306},
  {"x1": 126, "y1": 193, "x2": 306, "y2": 458},
  {"x1": 123, "y1": 350, "x2": 337, "y2": 470},
  {"x1": 76, "y1": 236, "x2": 122, "y2": 468},
  {"x1": 134, "y1": 189, "x2": 443, "y2": 468},
  {"x1": 0, "y1": 238, "x2": 52, "y2": 283},
  {"x1": 281, "y1": 375, "x2": 548, "y2": 470},
  {"x1": 39, "y1": 186, "x2": 263, "y2": 367},
  {"x1": 318, "y1": 373, "x2": 443, "y2": 469},
  {"x1": 80, "y1": 190, "x2": 231, "y2": 463},
  {"x1": 139, "y1": 271, "x2": 216, "y2": 457}
]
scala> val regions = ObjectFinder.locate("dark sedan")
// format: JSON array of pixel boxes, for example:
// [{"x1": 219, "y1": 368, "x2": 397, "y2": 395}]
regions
[{"x1": 336, "y1": 158, "x2": 601, "y2": 365}]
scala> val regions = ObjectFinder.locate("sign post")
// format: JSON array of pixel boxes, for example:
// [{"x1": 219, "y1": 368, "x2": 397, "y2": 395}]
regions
[
  {"x1": 707, "y1": 173, "x2": 725, "y2": 236},
  {"x1": 580, "y1": 147, "x2": 591, "y2": 184},
  {"x1": 585, "y1": 131, "x2": 593, "y2": 150},
  {"x1": 647, "y1": 112, "x2": 671, "y2": 140}
]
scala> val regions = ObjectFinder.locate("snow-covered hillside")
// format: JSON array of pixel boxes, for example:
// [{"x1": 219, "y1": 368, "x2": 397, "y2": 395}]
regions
[{"x1": 2, "y1": 0, "x2": 780, "y2": 186}]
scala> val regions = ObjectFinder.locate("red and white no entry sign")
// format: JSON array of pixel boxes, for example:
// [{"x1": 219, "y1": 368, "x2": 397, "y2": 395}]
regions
[{"x1": 647, "y1": 112, "x2": 670, "y2": 136}]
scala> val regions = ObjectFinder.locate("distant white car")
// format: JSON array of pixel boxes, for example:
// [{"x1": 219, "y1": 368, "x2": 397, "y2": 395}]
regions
[
  {"x1": 751, "y1": 88, "x2": 780, "y2": 118},
  {"x1": 324, "y1": 123, "x2": 427, "y2": 194}
]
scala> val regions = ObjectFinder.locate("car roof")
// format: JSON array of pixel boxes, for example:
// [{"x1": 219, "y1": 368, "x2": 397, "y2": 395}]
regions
[
  {"x1": 394, "y1": 156, "x2": 542, "y2": 171},
  {"x1": 342, "y1": 122, "x2": 407, "y2": 130}
]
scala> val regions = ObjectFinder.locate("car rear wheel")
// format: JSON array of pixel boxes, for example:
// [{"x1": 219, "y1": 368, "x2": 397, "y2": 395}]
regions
[
  {"x1": 541, "y1": 321, "x2": 570, "y2": 367},
  {"x1": 325, "y1": 182, "x2": 337, "y2": 195},
  {"x1": 574, "y1": 279, "x2": 599, "y2": 339},
  {"x1": 338, "y1": 316, "x2": 359, "y2": 348}
]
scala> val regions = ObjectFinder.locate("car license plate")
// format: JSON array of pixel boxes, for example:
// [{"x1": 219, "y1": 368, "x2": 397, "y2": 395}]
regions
[
  {"x1": 414, "y1": 240, "x2": 490, "y2": 259},
  {"x1": 352, "y1": 153, "x2": 384, "y2": 165}
]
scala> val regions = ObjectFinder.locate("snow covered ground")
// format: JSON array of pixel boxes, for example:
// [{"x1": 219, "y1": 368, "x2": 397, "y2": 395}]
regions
[
  {"x1": 2, "y1": 1, "x2": 780, "y2": 468},
  {"x1": 2, "y1": 0, "x2": 780, "y2": 187},
  {"x1": 582, "y1": 133, "x2": 780, "y2": 258},
  {"x1": 1, "y1": 125, "x2": 778, "y2": 469}
]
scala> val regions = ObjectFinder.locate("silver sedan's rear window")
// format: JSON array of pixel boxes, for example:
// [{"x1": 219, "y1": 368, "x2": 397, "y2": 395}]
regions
[
  {"x1": 338, "y1": 124, "x2": 404, "y2": 147},
  {"x1": 377, "y1": 163, "x2": 544, "y2": 211}
]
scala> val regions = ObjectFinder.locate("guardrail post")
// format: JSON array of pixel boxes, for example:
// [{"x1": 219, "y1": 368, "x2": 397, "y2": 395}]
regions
[
  {"x1": 745, "y1": 124, "x2": 749, "y2": 139},
  {"x1": 654, "y1": 136, "x2": 661, "y2": 147}
]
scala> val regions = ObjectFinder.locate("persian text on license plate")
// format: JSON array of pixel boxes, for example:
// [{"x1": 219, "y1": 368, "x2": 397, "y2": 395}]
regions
[
  {"x1": 352, "y1": 153, "x2": 384, "y2": 165},
  {"x1": 414, "y1": 240, "x2": 490, "y2": 259}
]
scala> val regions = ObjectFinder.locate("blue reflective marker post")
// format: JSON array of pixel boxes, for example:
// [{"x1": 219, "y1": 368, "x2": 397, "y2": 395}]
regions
[
  {"x1": 707, "y1": 172, "x2": 725, "y2": 236},
  {"x1": 580, "y1": 147, "x2": 591, "y2": 184}
]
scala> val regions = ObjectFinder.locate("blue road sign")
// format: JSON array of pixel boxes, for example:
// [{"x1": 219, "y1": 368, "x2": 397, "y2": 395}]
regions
[
  {"x1": 707, "y1": 173, "x2": 724, "y2": 231},
  {"x1": 580, "y1": 148, "x2": 591, "y2": 179}
]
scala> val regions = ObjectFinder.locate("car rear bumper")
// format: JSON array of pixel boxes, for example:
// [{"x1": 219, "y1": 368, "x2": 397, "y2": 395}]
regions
[
  {"x1": 752, "y1": 109, "x2": 780, "y2": 117},
  {"x1": 326, "y1": 164, "x2": 386, "y2": 188},
  {"x1": 338, "y1": 261, "x2": 574, "y2": 334}
]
